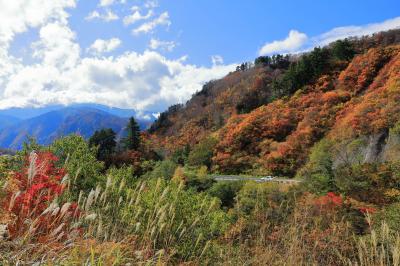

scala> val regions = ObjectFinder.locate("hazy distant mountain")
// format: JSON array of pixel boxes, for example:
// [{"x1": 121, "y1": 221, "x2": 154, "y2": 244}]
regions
[
  {"x1": 0, "y1": 103, "x2": 150, "y2": 120},
  {"x1": 0, "y1": 114, "x2": 21, "y2": 130},
  {"x1": 0, "y1": 107, "x2": 129, "y2": 149}
]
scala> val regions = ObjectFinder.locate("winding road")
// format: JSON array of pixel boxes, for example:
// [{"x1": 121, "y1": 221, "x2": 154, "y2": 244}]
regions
[{"x1": 210, "y1": 175, "x2": 302, "y2": 184}]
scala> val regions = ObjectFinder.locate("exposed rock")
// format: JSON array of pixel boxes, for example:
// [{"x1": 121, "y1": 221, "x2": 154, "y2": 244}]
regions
[{"x1": 364, "y1": 129, "x2": 389, "y2": 163}]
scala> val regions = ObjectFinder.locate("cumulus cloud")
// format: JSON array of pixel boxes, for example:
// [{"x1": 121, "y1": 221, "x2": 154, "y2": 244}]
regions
[
  {"x1": 87, "y1": 38, "x2": 121, "y2": 55},
  {"x1": 259, "y1": 16, "x2": 400, "y2": 55},
  {"x1": 133, "y1": 12, "x2": 171, "y2": 35},
  {"x1": 0, "y1": 50, "x2": 236, "y2": 112},
  {"x1": 0, "y1": 0, "x2": 76, "y2": 98},
  {"x1": 0, "y1": 2, "x2": 235, "y2": 113},
  {"x1": 149, "y1": 38, "x2": 176, "y2": 52},
  {"x1": 85, "y1": 9, "x2": 119, "y2": 22},
  {"x1": 259, "y1": 30, "x2": 308, "y2": 56},
  {"x1": 31, "y1": 22, "x2": 80, "y2": 70},
  {"x1": 123, "y1": 9, "x2": 153, "y2": 26},
  {"x1": 0, "y1": 0, "x2": 76, "y2": 45}
]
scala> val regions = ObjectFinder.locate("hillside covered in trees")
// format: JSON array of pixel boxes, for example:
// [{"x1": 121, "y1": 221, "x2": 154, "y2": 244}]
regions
[{"x1": 149, "y1": 29, "x2": 400, "y2": 177}]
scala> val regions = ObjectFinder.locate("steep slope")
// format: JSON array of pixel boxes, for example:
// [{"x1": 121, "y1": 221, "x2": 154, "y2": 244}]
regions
[
  {"x1": 214, "y1": 46, "x2": 400, "y2": 175},
  {"x1": 149, "y1": 29, "x2": 400, "y2": 175},
  {"x1": 0, "y1": 107, "x2": 128, "y2": 149},
  {"x1": 149, "y1": 64, "x2": 285, "y2": 151}
]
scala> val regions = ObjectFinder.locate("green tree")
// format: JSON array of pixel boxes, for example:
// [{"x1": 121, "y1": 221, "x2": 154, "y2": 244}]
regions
[
  {"x1": 171, "y1": 145, "x2": 190, "y2": 165},
  {"x1": 89, "y1": 128, "x2": 117, "y2": 161},
  {"x1": 20, "y1": 136, "x2": 42, "y2": 156},
  {"x1": 332, "y1": 39, "x2": 355, "y2": 61},
  {"x1": 146, "y1": 160, "x2": 177, "y2": 180},
  {"x1": 298, "y1": 139, "x2": 337, "y2": 194},
  {"x1": 122, "y1": 117, "x2": 141, "y2": 150},
  {"x1": 235, "y1": 182, "x2": 284, "y2": 216},
  {"x1": 188, "y1": 137, "x2": 218, "y2": 168},
  {"x1": 272, "y1": 47, "x2": 330, "y2": 98},
  {"x1": 50, "y1": 134, "x2": 104, "y2": 193},
  {"x1": 208, "y1": 181, "x2": 244, "y2": 208}
]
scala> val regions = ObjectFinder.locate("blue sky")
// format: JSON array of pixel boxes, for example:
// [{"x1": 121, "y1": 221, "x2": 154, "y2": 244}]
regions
[
  {"x1": 68, "y1": 0, "x2": 400, "y2": 65},
  {"x1": 0, "y1": 0, "x2": 399, "y2": 116}
]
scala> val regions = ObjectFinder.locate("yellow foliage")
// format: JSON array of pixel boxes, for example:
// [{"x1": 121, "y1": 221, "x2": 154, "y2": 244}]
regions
[{"x1": 172, "y1": 166, "x2": 187, "y2": 184}]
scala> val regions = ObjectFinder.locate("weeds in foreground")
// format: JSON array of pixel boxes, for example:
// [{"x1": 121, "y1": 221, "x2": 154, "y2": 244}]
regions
[{"x1": 0, "y1": 152, "x2": 400, "y2": 265}]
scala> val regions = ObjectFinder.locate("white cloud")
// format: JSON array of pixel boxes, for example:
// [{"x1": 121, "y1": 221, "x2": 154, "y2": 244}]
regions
[
  {"x1": 144, "y1": 0, "x2": 158, "y2": 9},
  {"x1": 259, "y1": 30, "x2": 308, "y2": 56},
  {"x1": 0, "y1": 50, "x2": 236, "y2": 112},
  {"x1": 85, "y1": 9, "x2": 119, "y2": 22},
  {"x1": 133, "y1": 12, "x2": 171, "y2": 35},
  {"x1": 259, "y1": 16, "x2": 400, "y2": 55},
  {"x1": 99, "y1": 0, "x2": 126, "y2": 6},
  {"x1": 87, "y1": 38, "x2": 121, "y2": 55},
  {"x1": 149, "y1": 38, "x2": 176, "y2": 52},
  {"x1": 31, "y1": 22, "x2": 80, "y2": 70},
  {"x1": 99, "y1": 0, "x2": 113, "y2": 6},
  {"x1": 123, "y1": 9, "x2": 153, "y2": 26},
  {"x1": 99, "y1": 0, "x2": 115, "y2": 7},
  {"x1": 0, "y1": 0, "x2": 76, "y2": 98},
  {"x1": 314, "y1": 16, "x2": 400, "y2": 46},
  {"x1": 0, "y1": 0, "x2": 76, "y2": 45},
  {"x1": 211, "y1": 55, "x2": 224, "y2": 66}
]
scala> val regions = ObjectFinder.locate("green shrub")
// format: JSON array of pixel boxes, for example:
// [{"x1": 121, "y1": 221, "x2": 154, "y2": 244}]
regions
[
  {"x1": 187, "y1": 137, "x2": 218, "y2": 168},
  {"x1": 298, "y1": 139, "x2": 337, "y2": 194},
  {"x1": 146, "y1": 159, "x2": 177, "y2": 179},
  {"x1": 50, "y1": 134, "x2": 104, "y2": 193},
  {"x1": 235, "y1": 181, "x2": 285, "y2": 216},
  {"x1": 375, "y1": 203, "x2": 400, "y2": 230},
  {"x1": 207, "y1": 181, "x2": 244, "y2": 209}
]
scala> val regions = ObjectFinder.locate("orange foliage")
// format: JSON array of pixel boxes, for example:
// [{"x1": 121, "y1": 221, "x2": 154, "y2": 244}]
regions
[
  {"x1": 332, "y1": 48, "x2": 400, "y2": 139},
  {"x1": 213, "y1": 46, "x2": 400, "y2": 175},
  {"x1": 337, "y1": 47, "x2": 396, "y2": 95}
]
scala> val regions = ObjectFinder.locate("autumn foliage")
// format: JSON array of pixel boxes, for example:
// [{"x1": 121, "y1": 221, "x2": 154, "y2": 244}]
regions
[
  {"x1": 3, "y1": 152, "x2": 79, "y2": 241},
  {"x1": 213, "y1": 46, "x2": 400, "y2": 175}
]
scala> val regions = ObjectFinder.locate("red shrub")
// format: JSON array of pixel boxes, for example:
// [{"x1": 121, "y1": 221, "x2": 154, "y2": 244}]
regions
[
  {"x1": 314, "y1": 192, "x2": 343, "y2": 208},
  {"x1": 4, "y1": 152, "x2": 79, "y2": 241}
]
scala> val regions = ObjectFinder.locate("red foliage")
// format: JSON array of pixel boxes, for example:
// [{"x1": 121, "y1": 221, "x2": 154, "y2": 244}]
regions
[
  {"x1": 358, "y1": 207, "x2": 376, "y2": 214},
  {"x1": 332, "y1": 49, "x2": 400, "y2": 138},
  {"x1": 213, "y1": 46, "x2": 400, "y2": 175},
  {"x1": 314, "y1": 192, "x2": 343, "y2": 208},
  {"x1": 4, "y1": 152, "x2": 79, "y2": 240},
  {"x1": 337, "y1": 47, "x2": 394, "y2": 95}
]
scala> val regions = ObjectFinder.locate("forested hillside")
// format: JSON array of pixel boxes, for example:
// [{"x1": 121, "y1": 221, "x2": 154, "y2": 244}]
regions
[{"x1": 150, "y1": 29, "x2": 400, "y2": 176}]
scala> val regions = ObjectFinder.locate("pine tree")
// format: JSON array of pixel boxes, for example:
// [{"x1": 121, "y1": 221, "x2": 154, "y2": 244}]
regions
[
  {"x1": 123, "y1": 117, "x2": 141, "y2": 150},
  {"x1": 89, "y1": 128, "x2": 116, "y2": 161}
]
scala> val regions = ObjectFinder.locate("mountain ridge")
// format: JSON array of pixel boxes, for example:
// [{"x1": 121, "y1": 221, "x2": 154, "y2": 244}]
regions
[{"x1": 0, "y1": 106, "x2": 130, "y2": 150}]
